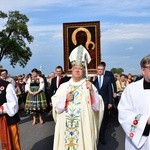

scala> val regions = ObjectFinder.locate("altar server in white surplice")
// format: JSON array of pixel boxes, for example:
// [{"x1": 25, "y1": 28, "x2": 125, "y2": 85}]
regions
[
  {"x1": 118, "y1": 54, "x2": 150, "y2": 150},
  {"x1": 52, "y1": 45, "x2": 104, "y2": 150}
]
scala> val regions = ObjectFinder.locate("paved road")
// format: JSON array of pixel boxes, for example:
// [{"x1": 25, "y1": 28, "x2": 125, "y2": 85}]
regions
[{"x1": 19, "y1": 111, "x2": 125, "y2": 150}]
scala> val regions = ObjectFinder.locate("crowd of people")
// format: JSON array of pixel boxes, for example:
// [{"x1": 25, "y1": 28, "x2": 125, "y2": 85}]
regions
[
  {"x1": 0, "y1": 53, "x2": 150, "y2": 150},
  {"x1": 0, "y1": 64, "x2": 142, "y2": 114}
]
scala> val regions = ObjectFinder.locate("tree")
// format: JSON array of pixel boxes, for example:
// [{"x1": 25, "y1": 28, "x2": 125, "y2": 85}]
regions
[
  {"x1": 0, "y1": 11, "x2": 34, "y2": 67},
  {"x1": 111, "y1": 67, "x2": 124, "y2": 74}
]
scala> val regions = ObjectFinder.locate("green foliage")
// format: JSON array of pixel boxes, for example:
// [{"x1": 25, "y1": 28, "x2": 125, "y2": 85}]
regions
[
  {"x1": 111, "y1": 67, "x2": 124, "y2": 74},
  {"x1": 0, "y1": 11, "x2": 34, "y2": 67}
]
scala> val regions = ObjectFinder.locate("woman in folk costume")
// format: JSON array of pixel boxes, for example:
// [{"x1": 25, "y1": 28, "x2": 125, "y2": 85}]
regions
[
  {"x1": 118, "y1": 54, "x2": 150, "y2": 150},
  {"x1": 0, "y1": 73, "x2": 21, "y2": 150},
  {"x1": 25, "y1": 68, "x2": 47, "y2": 125},
  {"x1": 52, "y1": 45, "x2": 104, "y2": 150}
]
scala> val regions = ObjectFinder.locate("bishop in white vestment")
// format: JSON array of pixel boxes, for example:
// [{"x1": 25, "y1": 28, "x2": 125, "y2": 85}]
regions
[{"x1": 52, "y1": 45, "x2": 104, "y2": 150}]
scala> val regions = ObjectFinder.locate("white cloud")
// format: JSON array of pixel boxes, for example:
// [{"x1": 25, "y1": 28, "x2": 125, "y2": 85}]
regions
[
  {"x1": 102, "y1": 23, "x2": 150, "y2": 41},
  {"x1": 80, "y1": 0, "x2": 150, "y2": 17},
  {"x1": 28, "y1": 24, "x2": 63, "y2": 43},
  {"x1": 29, "y1": 24, "x2": 61, "y2": 33},
  {"x1": 1, "y1": 0, "x2": 150, "y2": 18},
  {"x1": 0, "y1": 0, "x2": 70, "y2": 11},
  {"x1": 125, "y1": 46, "x2": 134, "y2": 51}
]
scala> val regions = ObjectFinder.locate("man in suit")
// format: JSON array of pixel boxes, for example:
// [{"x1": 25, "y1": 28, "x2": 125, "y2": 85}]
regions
[
  {"x1": 92, "y1": 63, "x2": 113, "y2": 145},
  {"x1": 49, "y1": 66, "x2": 63, "y2": 102},
  {"x1": 59, "y1": 73, "x2": 71, "y2": 85},
  {"x1": 100, "y1": 61, "x2": 119, "y2": 117},
  {"x1": 100, "y1": 61, "x2": 117, "y2": 96},
  {"x1": 49, "y1": 66, "x2": 70, "y2": 104}
]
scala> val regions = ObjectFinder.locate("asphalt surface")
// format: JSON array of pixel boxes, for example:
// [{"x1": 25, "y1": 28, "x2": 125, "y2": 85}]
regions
[{"x1": 19, "y1": 111, "x2": 125, "y2": 150}]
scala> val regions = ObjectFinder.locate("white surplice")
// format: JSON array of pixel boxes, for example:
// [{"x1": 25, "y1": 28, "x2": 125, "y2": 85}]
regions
[
  {"x1": 52, "y1": 78, "x2": 104, "y2": 150},
  {"x1": 118, "y1": 78, "x2": 150, "y2": 150},
  {"x1": 1, "y1": 83, "x2": 19, "y2": 116}
]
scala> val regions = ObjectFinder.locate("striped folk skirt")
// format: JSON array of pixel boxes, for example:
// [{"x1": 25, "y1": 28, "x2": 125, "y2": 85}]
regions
[{"x1": 25, "y1": 86, "x2": 47, "y2": 114}]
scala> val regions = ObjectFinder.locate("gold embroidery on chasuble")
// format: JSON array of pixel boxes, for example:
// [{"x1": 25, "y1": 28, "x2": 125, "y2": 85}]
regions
[{"x1": 64, "y1": 85, "x2": 82, "y2": 150}]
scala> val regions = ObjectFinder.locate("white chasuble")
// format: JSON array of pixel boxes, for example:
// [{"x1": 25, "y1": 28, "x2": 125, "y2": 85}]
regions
[
  {"x1": 52, "y1": 78, "x2": 104, "y2": 150},
  {"x1": 118, "y1": 79, "x2": 150, "y2": 150}
]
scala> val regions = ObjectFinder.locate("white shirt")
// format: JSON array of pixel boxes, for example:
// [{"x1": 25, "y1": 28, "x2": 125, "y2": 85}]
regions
[
  {"x1": 98, "y1": 75, "x2": 104, "y2": 88},
  {"x1": 1, "y1": 83, "x2": 19, "y2": 116}
]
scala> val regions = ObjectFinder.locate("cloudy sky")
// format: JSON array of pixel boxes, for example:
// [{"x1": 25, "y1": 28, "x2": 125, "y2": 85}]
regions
[{"x1": 0, "y1": 0, "x2": 150, "y2": 76}]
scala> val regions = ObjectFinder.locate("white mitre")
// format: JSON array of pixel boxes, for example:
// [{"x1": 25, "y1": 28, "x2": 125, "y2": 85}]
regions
[{"x1": 69, "y1": 45, "x2": 91, "y2": 67}]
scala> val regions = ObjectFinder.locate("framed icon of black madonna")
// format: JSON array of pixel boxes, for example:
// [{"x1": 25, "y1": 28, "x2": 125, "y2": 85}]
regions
[{"x1": 63, "y1": 21, "x2": 101, "y2": 74}]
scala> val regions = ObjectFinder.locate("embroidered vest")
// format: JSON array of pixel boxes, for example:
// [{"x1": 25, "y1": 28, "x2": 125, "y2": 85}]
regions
[{"x1": 0, "y1": 79, "x2": 20, "y2": 125}]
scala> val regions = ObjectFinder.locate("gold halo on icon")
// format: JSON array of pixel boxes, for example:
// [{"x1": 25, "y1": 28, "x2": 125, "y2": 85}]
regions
[
  {"x1": 86, "y1": 41, "x2": 95, "y2": 50},
  {"x1": 72, "y1": 27, "x2": 92, "y2": 47}
]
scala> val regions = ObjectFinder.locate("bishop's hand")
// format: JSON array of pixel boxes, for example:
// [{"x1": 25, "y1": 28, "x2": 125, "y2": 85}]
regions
[
  {"x1": 86, "y1": 80, "x2": 93, "y2": 92},
  {"x1": 66, "y1": 92, "x2": 74, "y2": 102}
]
